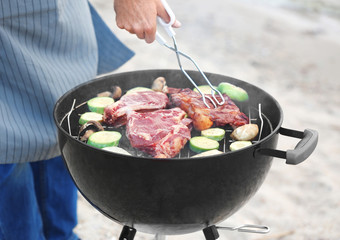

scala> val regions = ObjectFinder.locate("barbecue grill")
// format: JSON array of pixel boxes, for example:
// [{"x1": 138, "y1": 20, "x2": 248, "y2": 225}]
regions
[{"x1": 53, "y1": 69, "x2": 318, "y2": 240}]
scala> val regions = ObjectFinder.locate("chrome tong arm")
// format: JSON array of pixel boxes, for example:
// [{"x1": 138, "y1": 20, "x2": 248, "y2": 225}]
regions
[
  {"x1": 155, "y1": 0, "x2": 225, "y2": 108},
  {"x1": 168, "y1": 37, "x2": 225, "y2": 108}
]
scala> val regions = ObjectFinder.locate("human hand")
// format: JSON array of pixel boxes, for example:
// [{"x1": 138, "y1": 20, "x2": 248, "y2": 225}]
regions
[{"x1": 114, "y1": 0, "x2": 181, "y2": 43}]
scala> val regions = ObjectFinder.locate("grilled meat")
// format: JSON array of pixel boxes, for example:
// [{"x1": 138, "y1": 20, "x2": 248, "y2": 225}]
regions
[
  {"x1": 168, "y1": 88, "x2": 249, "y2": 130},
  {"x1": 126, "y1": 108, "x2": 192, "y2": 158},
  {"x1": 103, "y1": 91, "x2": 169, "y2": 127}
]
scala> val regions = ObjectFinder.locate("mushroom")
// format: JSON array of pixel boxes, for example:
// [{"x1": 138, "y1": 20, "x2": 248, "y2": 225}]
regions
[
  {"x1": 111, "y1": 86, "x2": 122, "y2": 99},
  {"x1": 78, "y1": 120, "x2": 104, "y2": 142},
  {"x1": 96, "y1": 86, "x2": 122, "y2": 100},
  {"x1": 97, "y1": 91, "x2": 112, "y2": 98},
  {"x1": 230, "y1": 124, "x2": 259, "y2": 141},
  {"x1": 152, "y1": 77, "x2": 168, "y2": 93}
]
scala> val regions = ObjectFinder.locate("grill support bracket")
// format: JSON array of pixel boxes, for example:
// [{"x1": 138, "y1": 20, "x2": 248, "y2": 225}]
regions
[
  {"x1": 203, "y1": 225, "x2": 220, "y2": 240},
  {"x1": 119, "y1": 225, "x2": 136, "y2": 240}
]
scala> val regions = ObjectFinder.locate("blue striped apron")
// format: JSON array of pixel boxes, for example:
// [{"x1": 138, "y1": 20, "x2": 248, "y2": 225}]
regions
[{"x1": 0, "y1": 0, "x2": 134, "y2": 163}]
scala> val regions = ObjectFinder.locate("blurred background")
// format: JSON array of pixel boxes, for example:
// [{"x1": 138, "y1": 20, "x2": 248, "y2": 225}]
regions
[{"x1": 76, "y1": 0, "x2": 340, "y2": 239}]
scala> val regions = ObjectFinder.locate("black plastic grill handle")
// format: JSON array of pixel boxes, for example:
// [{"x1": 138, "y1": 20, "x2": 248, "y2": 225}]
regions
[{"x1": 256, "y1": 127, "x2": 318, "y2": 165}]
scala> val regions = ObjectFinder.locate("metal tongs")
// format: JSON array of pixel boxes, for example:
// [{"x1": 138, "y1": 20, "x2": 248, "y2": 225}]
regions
[{"x1": 155, "y1": 0, "x2": 225, "y2": 109}]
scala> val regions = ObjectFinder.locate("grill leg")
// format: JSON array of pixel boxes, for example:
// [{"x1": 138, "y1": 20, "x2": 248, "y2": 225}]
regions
[
  {"x1": 203, "y1": 225, "x2": 220, "y2": 240},
  {"x1": 154, "y1": 234, "x2": 166, "y2": 240},
  {"x1": 119, "y1": 225, "x2": 136, "y2": 240}
]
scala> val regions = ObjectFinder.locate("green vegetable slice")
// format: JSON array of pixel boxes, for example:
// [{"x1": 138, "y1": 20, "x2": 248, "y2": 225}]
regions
[
  {"x1": 192, "y1": 149, "x2": 223, "y2": 158},
  {"x1": 102, "y1": 146, "x2": 131, "y2": 155},
  {"x1": 87, "y1": 131, "x2": 122, "y2": 148},
  {"x1": 87, "y1": 97, "x2": 114, "y2": 114},
  {"x1": 229, "y1": 141, "x2": 252, "y2": 151},
  {"x1": 193, "y1": 85, "x2": 217, "y2": 95},
  {"x1": 79, "y1": 112, "x2": 103, "y2": 125},
  {"x1": 125, "y1": 87, "x2": 152, "y2": 95},
  {"x1": 217, "y1": 82, "x2": 249, "y2": 102},
  {"x1": 189, "y1": 136, "x2": 219, "y2": 153},
  {"x1": 201, "y1": 128, "x2": 225, "y2": 141}
]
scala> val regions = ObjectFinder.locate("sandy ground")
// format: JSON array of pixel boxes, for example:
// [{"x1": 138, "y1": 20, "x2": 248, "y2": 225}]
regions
[{"x1": 74, "y1": 0, "x2": 340, "y2": 239}]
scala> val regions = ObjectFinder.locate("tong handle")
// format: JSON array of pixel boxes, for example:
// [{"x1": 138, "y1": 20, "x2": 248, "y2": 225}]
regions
[{"x1": 156, "y1": 0, "x2": 176, "y2": 45}]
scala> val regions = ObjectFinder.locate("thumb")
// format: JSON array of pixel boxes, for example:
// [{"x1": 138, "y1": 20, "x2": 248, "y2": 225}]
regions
[
  {"x1": 172, "y1": 19, "x2": 182, "y2": 28},
  {"x1": 157, "y1": 2, "x2": 182, "y2": 28}
]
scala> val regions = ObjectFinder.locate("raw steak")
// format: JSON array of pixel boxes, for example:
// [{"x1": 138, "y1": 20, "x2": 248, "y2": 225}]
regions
[
  {"x1": 103, "y1": 91, "x2": 169, "y2": 127},
  {"x1": 168, "y1": 88, "x2": 249, "y2": 130},
  {"x1": 126, "y1": 108, "x2": 192, "y2": 158}
]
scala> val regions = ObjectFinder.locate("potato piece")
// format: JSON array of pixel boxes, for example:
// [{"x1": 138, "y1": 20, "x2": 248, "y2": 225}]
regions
[
  {"x1": 230, "y1": 124, "x2": 259, "y2": 141},
  {"x1": 152, "y1": 77, "x2": 168, "y2": 92}
]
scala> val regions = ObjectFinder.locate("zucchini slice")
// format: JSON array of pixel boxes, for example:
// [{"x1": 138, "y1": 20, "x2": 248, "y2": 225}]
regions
[
  {"x1": 193, "y1": 85, "x2": 217, "y2": 95},
  {"x1": 189, "y1": 136, "x2": 219, "y2": 153},
  {"x1": 102, "y1": 146, "x2": 131, "y2": 155},
  {"x1": 192, "y1": 149, "x2": 223, "y2": 158},
  {"x1": 217, "y1": 82, "x2": 249, "y2": 102},
  {"x1": 125, "y1": 87, "x2": 152, "y2": 95},
  {"x1": 79, "y1": 112, "x2": 103, "y2": 125},
  {"x1": 87, "y1": 131, "x2": 122, "y2": 148},
  {"x1": 87, "y1": 97, "x2": 114, "y2": 114},
  {"x1": 229, "y1": 141, "x2": 252, "y2": 151},
  {"x1": 201, "y1": 128, "x2": 225, "y2": 141}
]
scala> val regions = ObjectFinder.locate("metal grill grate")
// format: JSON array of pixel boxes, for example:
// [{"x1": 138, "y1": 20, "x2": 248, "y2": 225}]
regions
[{"x1": 60, "y1": 100, "x2": 269, "y2": 159}]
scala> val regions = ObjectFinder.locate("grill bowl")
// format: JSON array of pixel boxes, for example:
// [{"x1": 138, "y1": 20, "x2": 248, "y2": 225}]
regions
[{"x1": 54, "y1": 70, "x2": 287, "y2": 235}]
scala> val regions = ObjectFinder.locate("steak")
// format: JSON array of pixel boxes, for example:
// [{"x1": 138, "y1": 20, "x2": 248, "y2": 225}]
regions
[
  {"x1": 168, "y1": 88, "x2": 249, "y2": 130},
  {"x1": 126, "y1": 108, "x2": 192, "y2": 158},
  {"x1": 103, "y1": 91, "x2": 169, "y2": 127}
]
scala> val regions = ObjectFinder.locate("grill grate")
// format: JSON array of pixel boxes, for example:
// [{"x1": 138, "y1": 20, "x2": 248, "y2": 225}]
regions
[{"x1": 60, "y1": 99, "x2": 269, "y2": 158}]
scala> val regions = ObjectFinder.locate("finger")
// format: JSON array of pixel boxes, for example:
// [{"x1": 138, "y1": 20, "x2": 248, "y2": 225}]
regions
[
  {"x1": 156, "y1": 1, "x2": 181, "y2": 28},
  {"x1": 144, "y1": 21, "x2": 156, "y2": 43},
  {"x1": 145, "y1": 32, "x2": 155, "y2": 43},
  {"x1": 136, "y1": 31, "x2": 145, "y2": 40},
  {"x1": 172, "y1": 19, "x2": 182, "y2": 28},
  {"x1": 156, "y1": 1, "x2": 171, "y2": 24},
  {"x1": 115, "y1": 18, "x2": 124, "y2": 30}
]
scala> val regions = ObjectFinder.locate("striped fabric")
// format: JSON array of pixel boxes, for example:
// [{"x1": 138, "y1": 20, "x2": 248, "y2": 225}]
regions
[{"x1": 0, "y1": 0, "x2": 134, "y2": 164}]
